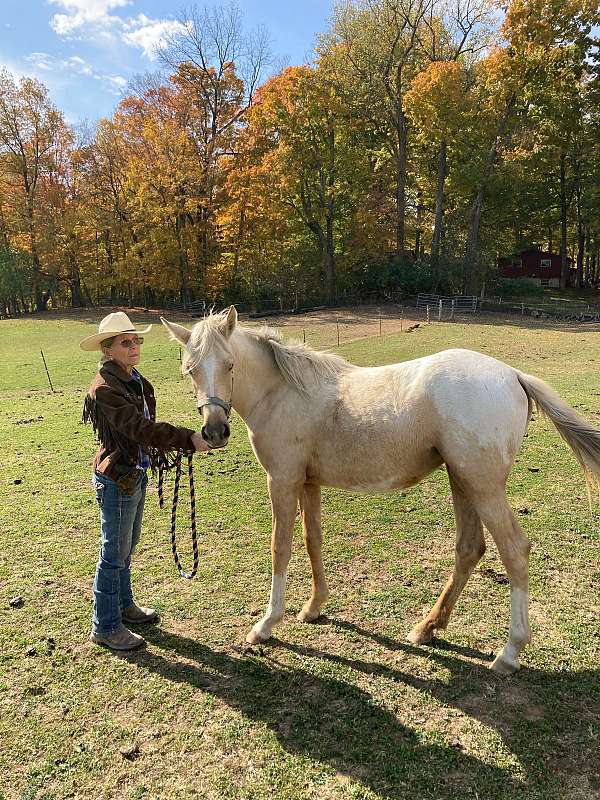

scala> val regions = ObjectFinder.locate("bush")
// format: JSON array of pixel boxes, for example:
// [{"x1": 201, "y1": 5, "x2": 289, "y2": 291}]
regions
[{"x1": 486, "y1": 277, "x2": 546, "y2": 299}]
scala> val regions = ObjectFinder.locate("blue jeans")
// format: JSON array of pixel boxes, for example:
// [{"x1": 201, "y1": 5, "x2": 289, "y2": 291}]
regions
[{"x1": 92, "y1": 471, "x2": 148, "y2": 635}]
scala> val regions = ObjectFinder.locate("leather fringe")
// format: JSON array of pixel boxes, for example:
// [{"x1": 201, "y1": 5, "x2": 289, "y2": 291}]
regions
[{"x1": 82, "y1": 395, "x2": 179, "y2": 472}]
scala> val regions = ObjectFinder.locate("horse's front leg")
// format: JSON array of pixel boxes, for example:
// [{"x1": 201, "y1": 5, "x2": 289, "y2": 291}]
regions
[{"x1": 246, "y1": 476, "x2": 300, "y2": 645}]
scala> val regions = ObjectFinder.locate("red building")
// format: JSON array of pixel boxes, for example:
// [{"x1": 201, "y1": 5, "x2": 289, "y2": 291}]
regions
[{"x1": 498, "y1": 249, "x2": 573, "y2": 288}]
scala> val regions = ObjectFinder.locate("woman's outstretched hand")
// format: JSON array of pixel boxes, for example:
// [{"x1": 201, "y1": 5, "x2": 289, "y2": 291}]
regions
[{"x1": 191, "y1": 432, "x2": 211, "y2": 452}]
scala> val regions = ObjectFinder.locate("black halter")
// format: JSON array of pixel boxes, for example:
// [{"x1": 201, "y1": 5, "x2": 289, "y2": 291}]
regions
[{"x1": 197, "y1": 395, "x2": 232, "y2": 418}]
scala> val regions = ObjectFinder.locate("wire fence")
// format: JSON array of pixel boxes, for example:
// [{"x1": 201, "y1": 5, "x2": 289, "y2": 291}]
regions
[{"x1": 481, "y1": 296, "x2": 600, "y2": 320}]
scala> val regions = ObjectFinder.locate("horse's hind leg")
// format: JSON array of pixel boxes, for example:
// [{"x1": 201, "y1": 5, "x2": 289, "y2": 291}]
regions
[
  {"x1": 471, "y1": 490, "x2": 531, "y2": 674},
  {"x1": 297, "y1": 483, "x2": 329, "y2": 623},
  {"x1": 407, "y1": 472, "x2": 485, "y2": 646}
]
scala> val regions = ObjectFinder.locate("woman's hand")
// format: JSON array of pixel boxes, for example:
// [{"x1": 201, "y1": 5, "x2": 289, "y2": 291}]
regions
[{"x1": 191, "y1": 432, "x2": 211, "y2": 452}]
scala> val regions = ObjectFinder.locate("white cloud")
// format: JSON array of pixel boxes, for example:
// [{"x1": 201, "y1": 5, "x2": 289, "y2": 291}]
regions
[
  {"x1": 21, "y1": 52, "x2": 126, "y2": 96},
  {"x1": 121, "y1": 15, "x2": 187, "y2": 60},
  {"x1": 48, "y1": 1, "x2": 186, "y2": 62},
  {"x1": 49, "y1": 0, "x2": 130, "y2": 36},
  {"x1": 25, "y1": 52, "x2": 55, "y2": 71},
  {"x1": 24, "y1": 52, "x2": 95, "y2": 77},
  {"x1": 0, "y1": 54, "x2": 38, "y2": 81}
]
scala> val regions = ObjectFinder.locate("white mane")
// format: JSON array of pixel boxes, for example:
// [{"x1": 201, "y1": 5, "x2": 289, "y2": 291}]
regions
[{"x1": 250, "y1": 326, "x2": 353, "y2": 396}]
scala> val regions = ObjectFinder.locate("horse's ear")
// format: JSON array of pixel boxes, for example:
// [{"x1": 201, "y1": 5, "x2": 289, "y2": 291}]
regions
[
  {"x1": 160, "y1": 317, "x2": 191, "y2": 345},
  {"x1": 220, "y1": 305, "x2": 237, "y2": 339}
]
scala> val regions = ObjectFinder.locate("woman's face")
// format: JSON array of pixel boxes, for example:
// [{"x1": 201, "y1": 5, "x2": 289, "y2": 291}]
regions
[{"x1": 103, "y1": 333, "x2": 143, "y2": 372}]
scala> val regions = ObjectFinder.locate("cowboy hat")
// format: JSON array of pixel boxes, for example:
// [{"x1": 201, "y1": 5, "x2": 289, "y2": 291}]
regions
[{"x1": 79, "y1": 312, "x2": 152, "y2": 351}]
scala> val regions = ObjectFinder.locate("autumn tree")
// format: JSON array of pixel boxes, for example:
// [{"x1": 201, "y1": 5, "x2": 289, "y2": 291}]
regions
[{"x1": 0, "y1": 70, "x2": 70, "y2": 310}]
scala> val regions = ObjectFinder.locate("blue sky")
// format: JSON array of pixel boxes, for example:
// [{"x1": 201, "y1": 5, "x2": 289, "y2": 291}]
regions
[{"x1": 0, "y1": 0, "x2": 333, "y2": 125}]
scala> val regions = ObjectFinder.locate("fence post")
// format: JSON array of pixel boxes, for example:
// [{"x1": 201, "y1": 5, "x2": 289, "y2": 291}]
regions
[
  {"x1": 336, "y1": 318, "x2": 340, "y2": 346},
  {"x1": 40, "y1": 350, "x2": 55, "y2": 393},
  {"x1": 426, "y1": 305, "x2": 430, "y2": 324},
  {"x1": 438, "y1": 299, "x2": 442, "y2": 321},
  {"x1": 303, "y1": 329, "x2": 306, "y2": 344},
  {"x1": 378, "y1": 309, "x2": 382, "y2": 337},
  {"x1": 521, "y1": 302, "x2": 524, "y2": 315},
  {"x1": 451, "y1": 299, "x2": 455, "y2": 320},
  {"x1": 400, "y1": 307, "x2": 403, "y2": 332}
]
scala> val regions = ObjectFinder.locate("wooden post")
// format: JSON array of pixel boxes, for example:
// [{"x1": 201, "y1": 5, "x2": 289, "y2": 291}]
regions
[
  {"x1": 426, "y1": 305, "x2": 430, "y2": 324},
  {"x1": 438, "y1": 299, "x2": 443, "y2": 321},
  {"x1": 451, "y1": 299, "x2": 455, "y2": 320},
  {"x1": 303, "y1": 329, "x2": 306, "y2": 344},
  {"x1": 336, "y1": 319, "x2": 340, "y2": 346},
  {"x1": 521, "y1": 302, "x2": 524, "y2": 315},
  {"x1": 400, "y1": 307, "x2": 403, "y2": 332},
  {"x1": 379, "y1": 309, "x2": 382, "y2": 337},
  {"x1": 40, "y1": 350, "x2": 55, "y2": 393}
]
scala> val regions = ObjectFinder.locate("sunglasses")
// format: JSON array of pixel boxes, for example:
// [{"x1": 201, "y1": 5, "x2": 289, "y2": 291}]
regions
[{"x1": 117, "y1": 336, "x2": 144, "y2": 348}]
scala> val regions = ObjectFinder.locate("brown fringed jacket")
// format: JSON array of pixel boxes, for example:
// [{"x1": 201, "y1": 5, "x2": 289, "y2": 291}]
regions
[{"x1": 83, "y1": 360, "x2": 195, "y2": 480}]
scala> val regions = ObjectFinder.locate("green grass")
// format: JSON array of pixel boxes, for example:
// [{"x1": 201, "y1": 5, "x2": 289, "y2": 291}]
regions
[{"x1": 0, "y1": 309, "x2": 599, "y2": 800}]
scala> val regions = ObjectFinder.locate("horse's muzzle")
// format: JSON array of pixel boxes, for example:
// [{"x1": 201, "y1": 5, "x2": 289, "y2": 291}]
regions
[{"x1": 201, "y1": 420, "x2": 230, "y2": 449}]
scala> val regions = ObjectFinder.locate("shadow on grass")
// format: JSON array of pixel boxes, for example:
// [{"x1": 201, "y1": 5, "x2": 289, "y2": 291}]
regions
[{"x1": 123, "y1": 621, "x2": 599, "y2": 799}]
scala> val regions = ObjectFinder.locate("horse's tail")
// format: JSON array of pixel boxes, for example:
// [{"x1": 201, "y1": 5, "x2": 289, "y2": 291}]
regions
[{"x1": 517, "y1": 370, "x2": 600, "y2": 499}]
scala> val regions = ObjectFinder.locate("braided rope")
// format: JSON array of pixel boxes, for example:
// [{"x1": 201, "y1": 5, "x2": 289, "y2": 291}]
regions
[{"x1": 158, "y1": 450, "x2": 198, "y2": 579}]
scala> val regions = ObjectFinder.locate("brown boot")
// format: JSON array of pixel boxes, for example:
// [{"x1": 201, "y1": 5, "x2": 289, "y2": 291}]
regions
[
  {"x1": 122, "y1": 604, "x2": 159, "y2": 624},
  {"x1": 90, "y1": 624, "x2": 145, "y2": 651}
]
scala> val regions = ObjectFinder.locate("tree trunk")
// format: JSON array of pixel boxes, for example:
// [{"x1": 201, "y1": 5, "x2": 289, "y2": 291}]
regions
[
  {"x1": 575, "y1": 185, "x2": 584, "y2": 288},
  {"x1": 324, "y1": 128, "x2": 336, "y2": 303},
  {"x1": 463, "y1": 93, "x2": 516, "y2": 294},
  {"x1": 431, "y1": 138, "x2": 447, "y2": 278},
  {"x1": 68, "y1": 251, "x2": 85, "y2": 307},
  {"x1": 232, "y1": 205, "x2": 246, "y2": 284},
  {"x1": 324, "y1": 212, "x2": 335, "y2": 303},
  {"x1": 394, "y1": 113, "x2": 408, "y2": 258},
  {"x1": 176, "y1": 214, "x2": 191, "y2": 307},
  {"x1": 559, "y1": 152, "x2": 569, "y2": 290}
]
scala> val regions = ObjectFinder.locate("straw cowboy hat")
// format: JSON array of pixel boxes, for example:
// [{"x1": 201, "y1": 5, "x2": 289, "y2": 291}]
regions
[{"x1": 79, "y1": 312, "x2": 152, "y2": 351}]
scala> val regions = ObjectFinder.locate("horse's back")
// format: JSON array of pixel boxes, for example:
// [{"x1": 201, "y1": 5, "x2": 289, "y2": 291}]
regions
[{"x1": 322, "y1": 348, "x2": 529, "y2": 490}]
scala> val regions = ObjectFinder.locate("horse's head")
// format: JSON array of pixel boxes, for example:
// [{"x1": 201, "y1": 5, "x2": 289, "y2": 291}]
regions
[{"x1": 161, "y1": 307, "x2": 237, "y2": 449}]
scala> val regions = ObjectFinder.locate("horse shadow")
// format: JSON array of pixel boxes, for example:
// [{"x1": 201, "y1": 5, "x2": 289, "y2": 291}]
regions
[{"x1": 123, "y1": 620, "x2": 599, "y2": 799}]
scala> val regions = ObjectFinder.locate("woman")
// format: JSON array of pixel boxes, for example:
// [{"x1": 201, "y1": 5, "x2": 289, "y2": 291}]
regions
[{"x1": 80, "y1": 311, "x2": 208, "y2": 651}]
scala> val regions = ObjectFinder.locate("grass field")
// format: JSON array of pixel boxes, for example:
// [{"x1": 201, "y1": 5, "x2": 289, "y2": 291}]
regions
[{"x1": 0, "y1": 308, "x2": 599, "y2": 800}]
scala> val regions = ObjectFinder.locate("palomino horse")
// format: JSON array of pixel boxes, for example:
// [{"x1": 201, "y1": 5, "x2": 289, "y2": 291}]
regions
[{"x1": 162, "y1": 308, "x2": 600, "y2": 674}]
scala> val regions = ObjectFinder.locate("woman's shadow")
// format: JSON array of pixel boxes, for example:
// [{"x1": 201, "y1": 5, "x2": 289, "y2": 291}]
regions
[{"x1": 121, "y1": 619, "x2": 599, "y2": 799}]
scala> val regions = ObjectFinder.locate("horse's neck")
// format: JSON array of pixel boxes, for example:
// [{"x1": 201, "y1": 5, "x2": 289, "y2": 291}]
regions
[{"x1": 230, "y1": 329, "x2": 283, "y2": 423}]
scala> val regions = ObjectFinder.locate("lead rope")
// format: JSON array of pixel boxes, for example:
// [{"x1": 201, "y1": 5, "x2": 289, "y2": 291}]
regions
[{"x1": 158, "y1": 450, "x2": 199, "y2": 579}]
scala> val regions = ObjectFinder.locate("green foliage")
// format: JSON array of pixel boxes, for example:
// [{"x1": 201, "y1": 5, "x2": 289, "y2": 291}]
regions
[{"x1": 487, "y1": 276, "x2": 547, "y2": 298}]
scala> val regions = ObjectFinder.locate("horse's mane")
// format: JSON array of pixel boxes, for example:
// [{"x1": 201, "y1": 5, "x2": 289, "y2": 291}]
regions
[
  {"x1": 251, "y1": 325, "x2": 353, "y2": 395},
  {"x1": 187, "y1": 310, "x2": 353, "y2": 395}
]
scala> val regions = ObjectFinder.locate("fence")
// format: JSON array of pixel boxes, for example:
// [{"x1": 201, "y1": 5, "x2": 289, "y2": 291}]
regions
[
  {"x1": 482, "y1": 296, "x2": 600, "y2": 320},
  {"x1": 416, "y1": 294, "x2": 478, "y2": 320},
  {"x1": 164, "y1": 299, "x2": 206, "y2": 316}
]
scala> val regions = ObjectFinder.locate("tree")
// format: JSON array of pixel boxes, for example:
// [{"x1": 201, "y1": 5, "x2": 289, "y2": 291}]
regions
[{"x1": 0, "y1": 70, "x2": 69, "y2": 310}]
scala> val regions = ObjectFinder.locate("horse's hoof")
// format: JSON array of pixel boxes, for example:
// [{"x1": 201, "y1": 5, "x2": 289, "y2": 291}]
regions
[
  {"x1": 490, "y1": 654, "x2": 519, "y2": 675},
  {"x1": 297, "y1": 606, "x2": 321, "y2": 623},
  {"x1": 406, "y1": 625, "x2": 434, "y2": 645},
  {"x1": 246, "y1": 626, "x2": 270, "y2": 645}
]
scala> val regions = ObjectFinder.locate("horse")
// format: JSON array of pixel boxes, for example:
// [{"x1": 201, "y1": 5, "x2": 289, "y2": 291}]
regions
[{"x1": 161, "y1": 307, "x2": 600, "y2": 674}]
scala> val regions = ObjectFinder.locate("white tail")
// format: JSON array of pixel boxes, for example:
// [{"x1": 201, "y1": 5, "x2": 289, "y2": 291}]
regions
[{"x1": 517, "y1": 371, "x2": 600, "y2": 497}]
